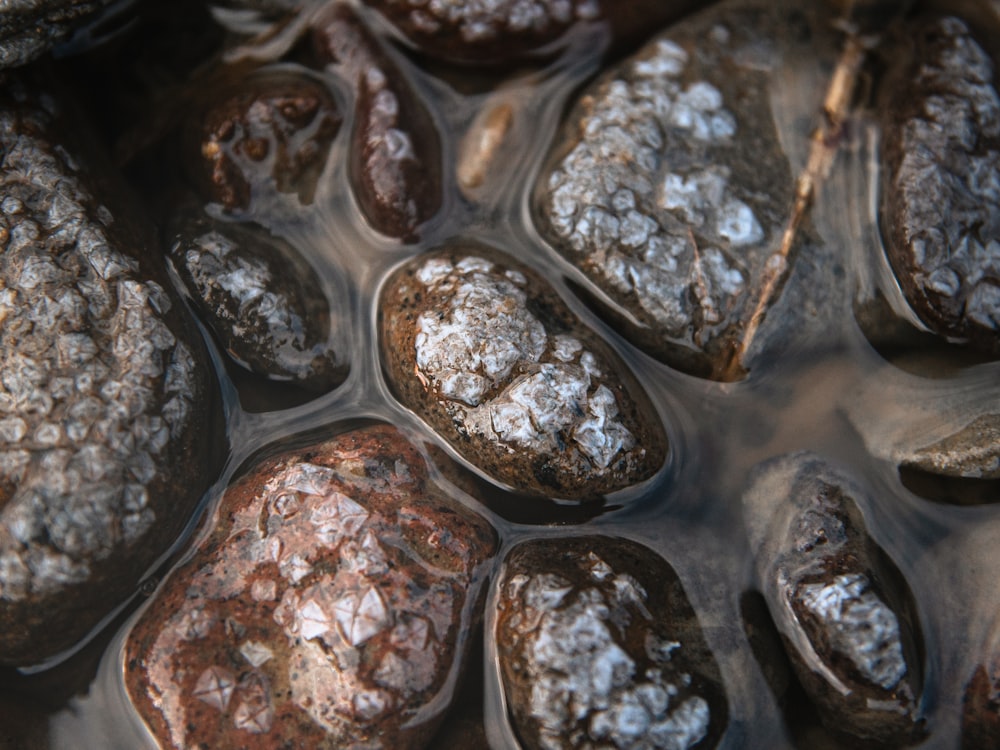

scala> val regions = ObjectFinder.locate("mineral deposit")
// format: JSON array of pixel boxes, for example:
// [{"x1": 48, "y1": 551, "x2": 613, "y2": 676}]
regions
[
  {"x1": 378, "y1": 245, "x2": 666, "y2": 499},
  {"x1": 125, "y1": 425, "x2": 498, "y2": 749}
]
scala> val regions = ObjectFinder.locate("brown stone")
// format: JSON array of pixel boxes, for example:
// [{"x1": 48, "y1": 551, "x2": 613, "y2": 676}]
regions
[
  {"x1": 533, "y1": 3, "x2": 802, "y2": 379},
  {"x1": 741, "y1": 453, "x2": 926, "y2": 746},
  {"x1": 363, "y1": 0, "x2": 710, "y2": 66},
  {"x1": 186, "y1": 69, "x2": 341, "y2": 212},
  {"x1": 312, "y1": 4, "x2": 442, "y2": 241},
  {"x1": 166, "y1": 208, "x2": 348, "y2": 393},
  {"x1": 125, "y1": 424, "x2": 498, "y2": 750},
  {"x1": 879, "y1": 15, "x2": 1000, "y2": 356},
  {"x1": 495, "y1": 536, "x2": 728, "y2": 750},
  {"x1": 378, "y1": 244, "x2": 667, "y2": 500},
  {"x1": 0, "y1": 75, "x2": 220, "y2": 665}
]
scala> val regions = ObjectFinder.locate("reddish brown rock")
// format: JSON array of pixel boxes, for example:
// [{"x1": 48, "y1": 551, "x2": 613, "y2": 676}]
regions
[
  {"x1": 125, "y1": 425, "x2": 497, "y2": 750},
  {"x1": 312, "y1": 3, "x2": 442, "y2": 241},
  {"x1": 742, "y1": 453, "x2": 926, "y2": 746},
  {"x1": 495, "y1": 536, "x2": 728, "y2": 750},
  {"x1": 879, "y1": 16, "x2": 1000, "y2": 355},
  {"x1": 378, "y1": 245, "x2": 667, "y2": 500},
  {"x1": 0, "y1": 75, "x2": 220, "y2": 666},
  {"x1": 962, "y1": 613, "x2": 1000, "y2": 749},
  {"x1": 186, "y1": 69, "x2": 341, "y2": 212}
]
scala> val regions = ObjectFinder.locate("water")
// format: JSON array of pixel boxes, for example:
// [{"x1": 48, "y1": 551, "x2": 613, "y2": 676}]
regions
[{"x1": 2, "y1": 0, "x2": 999, "y2": 748}]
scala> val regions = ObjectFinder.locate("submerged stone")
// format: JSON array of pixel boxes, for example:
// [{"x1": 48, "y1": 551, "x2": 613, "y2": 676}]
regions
[
  {"x1": 495, "y1": 536, "x2": 728, "y2": 750},
  {"x1": 0, "y1": 0, "x2": 114, "y2": 68},
  {"x1": 186, "y1": 69, "x2": 341, "y2": 213},
  {"x1": 125, "y1": 425, "x2": 498, "y2": 749},
  {"x1": 963, "y1": 613, "x2": 1000, "y2": 750},
  {"x1": 741, "y1": 453, "x2": 926, "y2": 746},
  {"x1": 378, "y1": 245, "x2": 667, "y2": 499},
  {"x1": 534, "y1": 4, "x2": 796, "y2": 378},
  {"x1": 167, "y1": 210, "x2": 348, "y2": 393},
  {"x1": 363, "y1": 0, "x2": 709, "y2": 66},
  {"x1": 0, "y1": 75, "x2": 219, "y2": 665},
  {"x1": 879, "y1": 16, "x2": 1000, "y2": 356},
  {"x1": 312, "y1": 4, "x2": 442, "y2": 241}
]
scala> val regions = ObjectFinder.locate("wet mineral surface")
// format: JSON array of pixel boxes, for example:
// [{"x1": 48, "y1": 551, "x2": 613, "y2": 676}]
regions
[{"x1": 0, "y1": 0, "x2": 998, "y2": 749}]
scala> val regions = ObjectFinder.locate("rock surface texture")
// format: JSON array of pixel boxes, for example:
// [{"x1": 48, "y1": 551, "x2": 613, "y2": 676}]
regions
[
  {"x1": 0, "y1": 75, "x2": 219, "y2": 665},
  {"x1": 363, "y1": 0, "x2": 709, "y2": 65},
  {"x1": 534, "y1": 6, "x2": 794, "y2": 378},
  {"x1": 167, "y1": 212, "x2": 348, "y2": 392},
  {"x1": 379, "y1": 245, "x2": 667, "y2": 499},
  {"x1": 742, "y1": 453, "x2": 926, "y2": 746},
  {"x1": 125, "y1": 425, "x2": 498, "y2": 749},
  {"x1": 0, "y1": 0, "x2": 114, "y2": 69},
  {"x1": 880, "y1": 16, "x2": 1000, "y2": 355},
  {"x1": 495, "y1": 536, "x2": 728, "y2": 750}
]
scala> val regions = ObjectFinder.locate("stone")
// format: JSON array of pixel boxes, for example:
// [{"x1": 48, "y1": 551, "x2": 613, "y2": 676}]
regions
[
  {"x1": 363, "y1": 0, "x2": 708, "y2": 66},
  {"x1": 186, "y1": 69, "x2": 342, "y2": 213},
  {"x1": 533, "y1": 4, "x2": 796, "y2": 378},
  {"x1": 495, "y1": 536, "x2": 728, "y2": 750},
  {"x1": 378, "y1": 245, "x2": 667, "y2": 499},
  {"x1": 166, "y1": 209, "x2": 348, "y2": 393},
  {"x1": 311, "y1": 3, "x2": 442, "y2": 241},
  {"x1": 0, "y1": 0, "x2": 114, "y2": 69},
  {"x1": 125, "y1": 424, "x2": 498, "y2": 750},
  {"x1": 0, "y1": 74, "x2": 220, "y2": 665},
  {"x1": 741, "y1": 453, "x2": 926, "y2": 746},
  {"x1": 879, "y1": 16, "x2": 1000, "y2": 356},
  {"x1": 963, "y1": 613, "x2": 1000, "y2": 750}
]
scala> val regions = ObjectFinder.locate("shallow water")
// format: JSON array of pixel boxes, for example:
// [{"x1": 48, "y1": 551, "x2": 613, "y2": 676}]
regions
[{"x1": 2, "y1": 0, "x2": 999, "y2": 748}]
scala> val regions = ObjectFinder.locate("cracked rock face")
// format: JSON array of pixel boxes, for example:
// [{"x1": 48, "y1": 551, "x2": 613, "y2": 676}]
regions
[
  {"x1": 312, "y1": 3, "x2": 442, "y2": 241},
  {"x1": 534, "y1": 7, "x2": 794, "y2": 378},
  {"x1": 0, "y1": 0, "x2": 114, "y2": 69},
  {"x1": 0, "y1": 76, "x2": 219, "y2": 665},
  {"x1": 378, "y1": 245, "x2": 667, "y2": 499},
  {"x1": 167, "y1": 210, "x2": 348, "y2": 393},
  {"x1": 186, "y1": 70, "x2": 342, "y2": 213},
  {"x1": 363, "y1": 0, "x2": 708, "y2": 65},
  {"x1": 880, "y1": 16, "x2": 1000, "y2": 356},
  {"x1": 741, "y1": 453, "x2": 926, "y2": 746},
  {"x1": 125, "y1": 424, "x2": 498, "y2": 749},
  {"x1": 495, "y1": 536, "x2": 728, "y2": 750}
]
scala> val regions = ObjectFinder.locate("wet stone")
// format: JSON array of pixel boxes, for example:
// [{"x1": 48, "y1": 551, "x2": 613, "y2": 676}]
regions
[
  {"x1": 125, "y1": 424, "x2": 498, "y2": 749},
  {"x1": 534, "y1": 5, "x2": 795, "y2": 378},
  {"x1": 0, "y1": 76, "x2": 219, "y2": 665},
  {"x1": 495, "y1": 536, "x2": 728, "y2": 750},
  {"x1": 378, "y1": 245, "x2": 667, "y2": 500},
  {"x1": 879, "y1": 16, "x2": 1000, "y2": 356},
  {"x1": 962, "y1": 613, "x2": 1000, "y2": 749},
  {"x1": 899, "y1": 412, "x2": 1000, "y2": 480},
  {"x1": 312, "y1": 3, "x2": 442, "y2": 241},
  {"x1": 166, "y1": 210, "x2": 348, "y2": 393},
  {"x1": 363, "y1": 0, "x2": 708, "y2": 66},
  {"x1": 0, "y1": 0, "x2": 114, "y2": 69},
  {"x1": 186, "y1": 69, "x2": 342, "y2": 213},
  {"x1": 741, "y1": 453, "x2": 926, "y2": 746}
]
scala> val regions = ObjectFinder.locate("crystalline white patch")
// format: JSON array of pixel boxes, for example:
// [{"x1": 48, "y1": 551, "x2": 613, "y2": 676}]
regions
[
  {"x1": 240, "y1": 640, "x2": 274, "y2": 667},
  {"x1": 798, "y1": 573, "x2": 907, "y2": 690},
  {"x1": 413, "y1": 256, "x2": 635, "y2": 472},
  {"x1": 543, "y1": 31, "x2": 755, "y2": 338},
  {"x1": 192, "y1": 666, "x2": 236, "y2": 711},
  {"x1": 232, "y1": 699, "x2": 273, "y2": 734},
  {"x1": 297, "y1": 597, "x2": 333, "y2": 641},
  {"x1": 518, "y1": 570, "x2": 709, "y2": 750},
  {"x1": 333, "y1": 586, "x2": 391, "y2": 647}
]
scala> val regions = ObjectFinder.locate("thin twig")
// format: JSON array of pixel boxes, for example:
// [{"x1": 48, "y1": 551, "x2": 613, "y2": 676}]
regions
[{"x1": 716, "y1": 29, "x2": 871, "y2": 380}]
